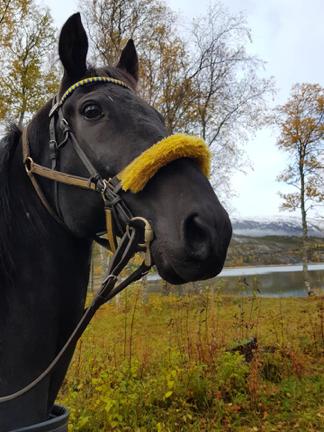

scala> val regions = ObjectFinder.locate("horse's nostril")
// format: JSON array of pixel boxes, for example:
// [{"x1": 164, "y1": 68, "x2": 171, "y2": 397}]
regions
[{"x1": 183, "y1": 214, "x2": 212, "y2": 261}]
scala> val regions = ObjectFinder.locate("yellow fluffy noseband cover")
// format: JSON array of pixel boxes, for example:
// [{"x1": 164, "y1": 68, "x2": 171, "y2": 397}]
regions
[{"x1": 118, "y1": 134, "x2": 211, "y2": 193}]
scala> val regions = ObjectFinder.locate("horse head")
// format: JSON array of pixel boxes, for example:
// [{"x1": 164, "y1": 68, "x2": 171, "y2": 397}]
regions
[{"x1": 31, "y1": 13, "x2": 232, "y2": 284}]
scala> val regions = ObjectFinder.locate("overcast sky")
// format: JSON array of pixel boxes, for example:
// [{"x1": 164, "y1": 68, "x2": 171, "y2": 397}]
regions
[{"x1": 43, "y1": 0, "x2": 324, "y2": 219}]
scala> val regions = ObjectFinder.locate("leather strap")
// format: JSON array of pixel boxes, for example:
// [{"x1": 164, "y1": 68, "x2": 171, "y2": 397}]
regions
[
  {"x1": 23, "y1": 127, "x2": 98, "y2": 191},
  {"x1": 22, "y1": 125, "x2": 131, "y2": 250},
  {"x1": 105, "y1": 208, "x2": 117, "y2": 252},
  {"x1": 25, "y1": 158, "x2": 98, "y2": 191},
  {"x1": 22, "y1": 128, "x2": 68, "y2": 228}
]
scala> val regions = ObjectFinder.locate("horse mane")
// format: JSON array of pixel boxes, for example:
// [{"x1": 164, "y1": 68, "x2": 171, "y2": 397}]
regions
[{"x1": 0, "y1": 124, "x2": 21, "y2": 286}]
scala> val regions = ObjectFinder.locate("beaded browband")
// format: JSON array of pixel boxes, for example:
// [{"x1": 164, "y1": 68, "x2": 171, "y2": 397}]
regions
[{"x1": 49, "y1": 76, "x2": 132, "y2": 117}]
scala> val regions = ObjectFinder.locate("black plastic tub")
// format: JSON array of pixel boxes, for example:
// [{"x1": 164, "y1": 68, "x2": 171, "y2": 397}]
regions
[{"x1": 11, "y1": 405, "x2": 68, "y2": 432}]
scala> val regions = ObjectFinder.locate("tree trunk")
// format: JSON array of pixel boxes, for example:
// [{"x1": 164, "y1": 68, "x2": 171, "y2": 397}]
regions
[
  {"x1": 202, "y1": 119, "x2": 206, "y2": 141},
  {"x1": 301, "y1": 219, "x2": 312, "y2": 296},
  {"x1": 162, "y1": 280, "x2": 171, "y2": 295},
  {"x1": 299, "y1": 155, "x2": 312, "y2": 296},
  {"x1": 18, "y1": 110, "x2": 25, "y2": 128}
]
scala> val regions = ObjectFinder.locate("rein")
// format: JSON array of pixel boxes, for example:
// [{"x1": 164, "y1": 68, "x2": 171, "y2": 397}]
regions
[
  {"x1": 0, "y1": 76, "x2": 211, "y2": 404},
  {"x1": 0, "y1": 76, "x2": 152, "y2": 404}
]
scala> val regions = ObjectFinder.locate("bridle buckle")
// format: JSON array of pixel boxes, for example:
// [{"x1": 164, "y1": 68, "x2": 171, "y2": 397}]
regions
[
  {"x1": 128, "y1": 216, "x2": 154, "y2": 266},
  {"x1": 24, "y1": 156, "x2": 34, "y2": 175}
]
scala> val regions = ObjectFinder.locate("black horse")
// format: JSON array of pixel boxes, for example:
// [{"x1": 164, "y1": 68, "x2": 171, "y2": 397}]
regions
[{"x1": 0, "y1": 13, "x2": 232, "y2": 431}]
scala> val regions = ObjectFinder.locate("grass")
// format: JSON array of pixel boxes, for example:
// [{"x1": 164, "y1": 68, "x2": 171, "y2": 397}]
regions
[{"x1": 58, "y1": 288, "x2": 324, "y2": 431}]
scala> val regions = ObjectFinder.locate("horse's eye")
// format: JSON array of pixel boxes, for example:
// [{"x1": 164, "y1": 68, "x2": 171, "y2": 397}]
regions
[{"x1": 82, "y1": 104, "x2": 102, "y2": 119}]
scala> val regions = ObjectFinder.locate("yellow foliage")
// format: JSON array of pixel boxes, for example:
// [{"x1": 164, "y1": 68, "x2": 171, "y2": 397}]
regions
[
  {"x1": 0, "y1": 0, "x2": 58, "y2": 124},
  {"x1": 276, "y1": 83, "x2": 324, "y2": 212}
]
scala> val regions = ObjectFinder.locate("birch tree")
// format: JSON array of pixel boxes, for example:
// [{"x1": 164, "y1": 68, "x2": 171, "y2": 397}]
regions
[
  {"x1": 79, "y1": 0, "x2": 274, "y2": 200},
  {"x1": 276, "y1": 83, "x2": 324, "y2": 295},
  {"x1": 188, "y1": 4, "x2": 274, "y2": 192}
]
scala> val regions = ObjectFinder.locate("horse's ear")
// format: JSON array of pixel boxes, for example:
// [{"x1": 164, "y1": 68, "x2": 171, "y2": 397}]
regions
[
  {"x1": 59, "y1": 13, "x2": 88, "y2": 81},
  {"x1": 116, "y1": 39, "x2": 139, "y2": 82}
]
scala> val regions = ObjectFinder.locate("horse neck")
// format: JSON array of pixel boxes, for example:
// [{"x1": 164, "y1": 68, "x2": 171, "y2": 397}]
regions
[{"x1": 0, "y1": 133, "x2": 92, "y2": 430}]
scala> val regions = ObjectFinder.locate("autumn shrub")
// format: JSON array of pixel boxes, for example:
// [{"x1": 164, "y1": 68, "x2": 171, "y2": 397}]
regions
[
  {"x1": 213, "y1": 352, "x2": 249, "y2": 401},
  {"x1": 261, "y1": 351, "x2": 289, "y2": 383},
  {"x1": 58, "y1": 294, "x2": 324, "y2": 431}
]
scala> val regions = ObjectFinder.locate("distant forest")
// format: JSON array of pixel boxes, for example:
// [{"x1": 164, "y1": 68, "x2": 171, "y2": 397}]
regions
[{"x1": 226, "y1": 236, "x2": 324, "y2": 267}]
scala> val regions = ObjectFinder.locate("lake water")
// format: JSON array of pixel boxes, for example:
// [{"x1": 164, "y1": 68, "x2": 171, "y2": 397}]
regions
[{"x1": 146, "y1": 263, "x2": 324, "y2": 297}]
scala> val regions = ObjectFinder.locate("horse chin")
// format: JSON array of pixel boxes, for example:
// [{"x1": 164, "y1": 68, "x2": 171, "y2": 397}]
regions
[
  {"x1": 155, "y1": 263, "x2": 187, "y2": 285},
  {"x1": 149, "y1": 241, "x2": 183, "y2": 284},
  {"x1": 153, "y1": 257, "x2": 222, "y2": 285},
  {"x1": 151, "y1": 242, "x2": 221, "y2": 285},
  {"x1": 155, "y1": 260, "x2": 222, "y2": 285}
]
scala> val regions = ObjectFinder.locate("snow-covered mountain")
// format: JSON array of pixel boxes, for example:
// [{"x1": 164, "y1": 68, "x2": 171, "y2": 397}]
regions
[{"x1": 231, "y1": 216, "x2": 324, "y2": 238}]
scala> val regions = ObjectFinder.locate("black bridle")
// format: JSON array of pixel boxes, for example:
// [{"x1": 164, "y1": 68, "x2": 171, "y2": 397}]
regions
[
  {"x1": 48, "y1": 96, "x2": 135, "y2": 251},
  {"x1": 26, "y1": 76, "x2": 143, "y2": 253},
  {"x1": 0, "y1": 76, "x2": 154, "y2": 403},
  {"x1": 0, "y1": 75, "x2": 211, "y2": 404}
]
